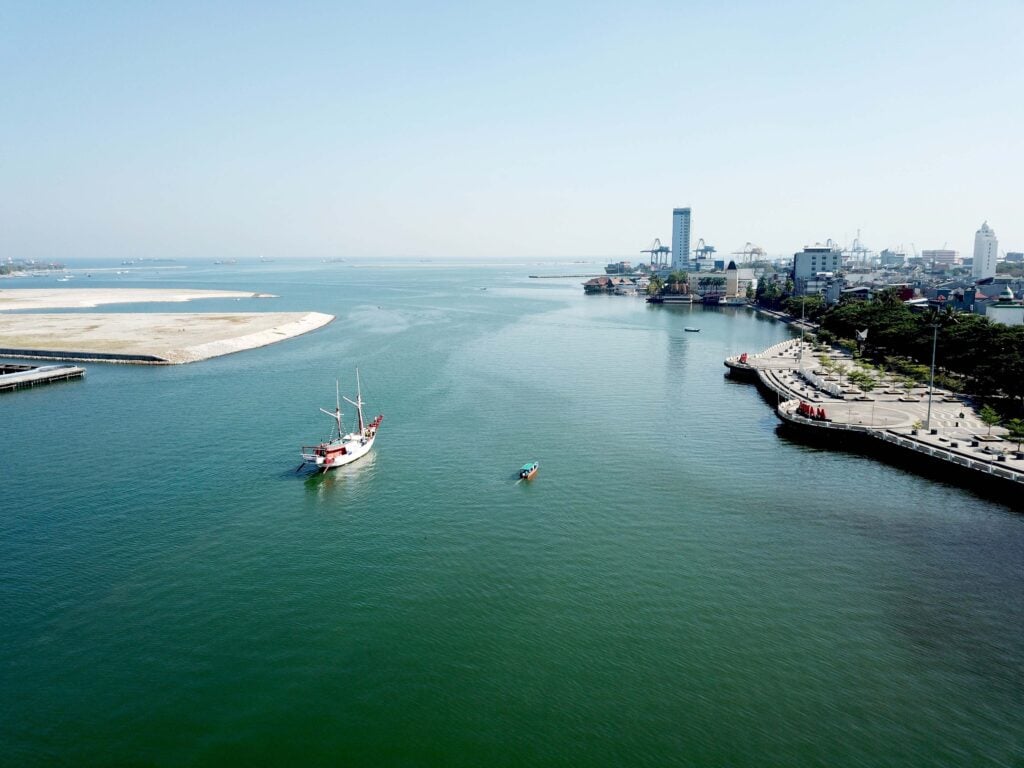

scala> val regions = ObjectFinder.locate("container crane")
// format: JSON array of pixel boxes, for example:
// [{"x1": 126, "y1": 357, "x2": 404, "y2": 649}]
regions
[
  {"x1": 641, "y1": 238, "x2": 671, "y2": 269},
  {"x1": 730, "y1": 242, "x2": 766, "y2": 265},
  {"x1": 695, "y1": 238, "x2": 717, "y2": 259}
]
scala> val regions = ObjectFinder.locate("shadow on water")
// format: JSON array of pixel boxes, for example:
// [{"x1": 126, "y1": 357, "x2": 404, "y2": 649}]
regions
[
  {"x1": 299, "y1": 452, "x2": 378, "y2": 488},
  {"x1": 512, "y1": 474, "x2": 540, "y2": 485},
  {"x1": 722, "y1": 367, "x2": 1021, "y2": 510},
  {"x1": 774, "y1": 424, "x2": 1023, "y2": 511}
]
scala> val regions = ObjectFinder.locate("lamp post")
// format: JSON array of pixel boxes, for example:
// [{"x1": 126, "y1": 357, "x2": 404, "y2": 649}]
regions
[
  {"x1": 925, "y1": 320, "x2": 939, "y2": 431},
  {"x1": 798, "y1": 296, "x2": 806, "y2": 367}
]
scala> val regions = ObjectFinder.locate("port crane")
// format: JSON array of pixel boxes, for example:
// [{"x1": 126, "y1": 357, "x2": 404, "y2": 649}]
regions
[
  {"x1": 641, "y1": 238, "x2": 671, "y2": 269},
  {"x1": 730, "y1": 242, "x2": 766, "y2": 265},
  {"x1": 694, "y1": 239, "x2": 716, "y2": 259},
  {"x1": 843, "y1": 229, "x2": 872, "y2": 266}
]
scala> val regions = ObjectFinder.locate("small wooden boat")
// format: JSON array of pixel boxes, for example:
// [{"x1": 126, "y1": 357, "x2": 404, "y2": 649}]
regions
[
  {"x1": 519, "y1": 461, "x2": 539, "y2": 480},
  {"x1": 684, "y1": 327, "x2": 700, "y2": 332}
]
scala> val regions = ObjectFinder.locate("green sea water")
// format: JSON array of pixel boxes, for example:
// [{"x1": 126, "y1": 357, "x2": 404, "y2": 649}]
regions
[{"x1": 2, "y1": 261, "x2": 1021, "y2": 766}]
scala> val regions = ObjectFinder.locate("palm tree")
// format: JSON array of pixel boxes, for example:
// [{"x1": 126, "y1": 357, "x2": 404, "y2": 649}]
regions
[
  {"x1": 664, "y1": 270, "x2": 688, "y2": 295},
  {"x1": 697, "y1": 275, "x2": 727, "y2": 297}
]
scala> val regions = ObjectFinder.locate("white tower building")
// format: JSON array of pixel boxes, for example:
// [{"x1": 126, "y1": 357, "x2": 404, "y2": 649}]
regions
[
  {"x1": 671, "y1": 208, "x2": 691, "y2": 271},
  {"x1": 973, "y1": 221, "x2": 998, "y2": 280}
]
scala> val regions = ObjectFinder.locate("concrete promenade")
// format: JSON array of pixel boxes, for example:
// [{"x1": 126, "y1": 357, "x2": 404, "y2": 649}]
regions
[{"x1": 726, "y1": 338, "x2": 1024, "y2": 489}]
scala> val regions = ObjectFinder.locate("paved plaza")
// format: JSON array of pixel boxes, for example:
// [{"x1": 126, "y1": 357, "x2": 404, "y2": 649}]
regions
[{"x1": 731, "y1": 339, "x2": 1024, "y2": 478}]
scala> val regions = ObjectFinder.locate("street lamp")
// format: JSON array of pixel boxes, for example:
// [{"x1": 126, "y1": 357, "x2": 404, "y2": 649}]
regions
[
  {"x1": 925, "y1": 320, "x2": 939, "y2": 432},
  {"x1": 798, "y1": 296, "x2": 806, "y2": 366}
]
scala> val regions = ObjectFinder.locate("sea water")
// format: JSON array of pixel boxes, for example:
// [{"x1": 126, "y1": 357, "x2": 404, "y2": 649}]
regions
[{"x1": 2, "y1": 261, "x2": 1021, "y2": 766}]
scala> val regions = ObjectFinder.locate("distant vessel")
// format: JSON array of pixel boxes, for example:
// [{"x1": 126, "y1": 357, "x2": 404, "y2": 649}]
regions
[
  {"x1": 299, "y1": 371, "x2": 383, "y2": 473},
  {"x1": 605, "y1": 261, "x2": 635, "y2": 275},
  {"x1": 718, "y1": 296, "x2": 749, "y2": 306},
  {"x1": 646, "y1": 294, "x2": 694, "y2": 304},
  {"x1": 685, "y1": 327, "x2": 700, "y2": 332},
  {"x1": 519, "y1": 461, "x2": 539, "y2": 480}
]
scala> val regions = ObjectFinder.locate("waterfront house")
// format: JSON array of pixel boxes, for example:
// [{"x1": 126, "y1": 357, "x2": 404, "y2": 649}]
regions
[{"x1": 610, "y1": 276, "x2": 635, "y2": 294}]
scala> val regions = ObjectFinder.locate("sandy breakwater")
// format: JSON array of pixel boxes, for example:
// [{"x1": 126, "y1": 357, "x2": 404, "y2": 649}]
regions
[
  {"x1": 0, "y1": 288, "x2": 274, "y2": 311},
  {"x1": 0, "y1": 289, "x2": 333, "y2": 364}
]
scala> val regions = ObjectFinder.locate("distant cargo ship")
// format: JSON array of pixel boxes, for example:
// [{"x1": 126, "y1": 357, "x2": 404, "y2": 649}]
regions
[{"x1": 604, "y1": 261, "x2": 635, "y2": 275}]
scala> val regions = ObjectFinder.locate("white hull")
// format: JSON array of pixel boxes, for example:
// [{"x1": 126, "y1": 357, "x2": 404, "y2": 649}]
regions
[
  {"x1": 302, "y1": 432, "x2": 376, "y2": 470},
  {"x1": 299, "y1": 371, "x2": 382, "y2": 473}
]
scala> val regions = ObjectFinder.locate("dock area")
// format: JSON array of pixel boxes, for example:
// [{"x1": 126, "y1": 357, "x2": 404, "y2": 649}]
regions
[
  {"x1": 0, "y1": 363, "x2": 85, "y2": 392},
  {"x1": 725, "y1": 339, "x2": 1024, "y2": 492}
]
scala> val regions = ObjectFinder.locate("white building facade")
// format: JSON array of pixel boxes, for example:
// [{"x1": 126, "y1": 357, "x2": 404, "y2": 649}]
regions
[
  {"x1": 922, "y1": 249, "x2": 959, "y2": 268},
  {"x1": 725, "y1": 260, "x2": 756, "y2": 298},
  {"x1": 671, "y1": 208, "x2": 691, "y2": 271},
  {"x1": 793, "y1": 244, "x2": 842, "y2": 294},
  {"x1": 973, "y1": 221, "x2": 998, "y2": 281}
]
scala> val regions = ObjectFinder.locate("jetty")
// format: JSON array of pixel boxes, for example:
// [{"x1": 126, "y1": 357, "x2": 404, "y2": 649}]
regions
[
  {"x1": 0, "y1": 363, "x2": 85, "y2": 392},
  {"x1": 725, "y1": 338, "x2": 1024, "y2": 495}
]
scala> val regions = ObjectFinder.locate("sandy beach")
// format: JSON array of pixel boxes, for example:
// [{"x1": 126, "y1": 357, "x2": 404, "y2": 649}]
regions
[
  {"x1": 0, "y1": 287, "x2": 275, "y2": 311},
  {"x1": 0, "y1": 288, "x2": 333, "y2": 364}
]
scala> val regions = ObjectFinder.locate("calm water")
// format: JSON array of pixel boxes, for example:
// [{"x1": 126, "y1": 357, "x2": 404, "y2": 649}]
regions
[{"x1": 2, "y1": 262, "x2": 1022, "y2": 767}]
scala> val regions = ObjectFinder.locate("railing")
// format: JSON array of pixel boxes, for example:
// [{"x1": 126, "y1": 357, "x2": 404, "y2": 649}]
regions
[{"x1": 776, "y1": 401, "x2": 1024, "y2": 484}]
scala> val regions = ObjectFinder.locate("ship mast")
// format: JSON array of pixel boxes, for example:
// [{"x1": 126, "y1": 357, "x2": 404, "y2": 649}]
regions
[
  {"x1": 343, "y1": 369, "x2": 365, "y2": 433},
  {"x1": 319, "y1": 380, "x2": 343, "y2": 438}
]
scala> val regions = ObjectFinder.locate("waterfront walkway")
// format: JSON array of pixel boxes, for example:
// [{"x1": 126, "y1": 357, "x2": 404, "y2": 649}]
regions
[{"x1": 726, "y1": 339, "x2": 1024, "y2": 486}]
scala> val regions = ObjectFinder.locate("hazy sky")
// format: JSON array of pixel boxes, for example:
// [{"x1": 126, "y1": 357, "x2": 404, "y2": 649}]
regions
[{"x1": 2, "y1": 1, "x2": 1021, "y2": 261}]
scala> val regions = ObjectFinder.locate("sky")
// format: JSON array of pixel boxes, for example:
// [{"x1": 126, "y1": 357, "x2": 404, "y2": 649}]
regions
[{"x1": 1, "y1": 1, "x2": 1022, "y2": 262}]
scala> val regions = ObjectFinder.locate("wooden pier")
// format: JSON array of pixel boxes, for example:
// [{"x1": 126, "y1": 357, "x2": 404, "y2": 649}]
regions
[{"x1": 0, "y1": 363, "x2": 86, "y2": 393}]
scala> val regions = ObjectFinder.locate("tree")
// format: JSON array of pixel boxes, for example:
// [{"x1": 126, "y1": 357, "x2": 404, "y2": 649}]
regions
[
  {"x1": 697, "y1": 276, "x2": 726, "y2": 296},
  {"x1": 647, "y1": 276, "x2": 663, "y2": 295},
  {"x1": 847, "y1": 369, "x2": 874, "y2": 391},
  {"x1": 979, "y1": 405, "x2": 1001, "y2": 436},
  {"x1": 756, "y1": 276, "x2": 784, "y2": 310},
  {"x1": 663, "y1": 271, "x2": 689, "y2": 295},
  {"x1": 1005, "y1": 418, "x2": 1024, "y2": 452},
  {"x1": 783, "y1": 294, "x2": 825, "y2": 322}
]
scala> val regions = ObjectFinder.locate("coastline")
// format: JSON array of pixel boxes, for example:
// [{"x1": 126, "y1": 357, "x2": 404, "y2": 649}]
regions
[
  {"x1": 0, "y1": 288, "x2": 332, "y2": 364},
  {"x1": 0, "y1": 312, "x2": 335, "y2": 364},
  {"x1": 726, "y1": 338, "x2": 1024, "y2": 501},
  {"x1": 0, "y1": 287, "x2": 275, "y2": 311}
]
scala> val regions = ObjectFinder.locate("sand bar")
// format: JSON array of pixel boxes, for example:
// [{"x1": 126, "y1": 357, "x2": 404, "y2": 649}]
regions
[
  {"x1": 0, "y1": 288, "x2": 332, "y2": 364},
  {"x1": 0, "y1": 312, "x2": 334, "y2": 364},
  {"x1": 0, "y1": 287, "x2": 275, "y2": 311}
]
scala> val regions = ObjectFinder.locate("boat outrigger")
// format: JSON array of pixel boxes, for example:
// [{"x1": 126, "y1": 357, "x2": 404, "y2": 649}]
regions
[
  {"x1": 519, "y1": 461, "x2": 539, "y2": 480},
  {"x1": 299, "y1": 371, "x2": 383, "y2": 473}
]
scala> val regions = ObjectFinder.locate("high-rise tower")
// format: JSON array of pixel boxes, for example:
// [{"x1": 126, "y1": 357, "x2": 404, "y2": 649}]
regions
[
  {"x1": 973, "y1": 221, "x2": 998, "y2": 280},
  {"x1": 671, "y1": 208, "x2": 691, "y2": 271}
]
